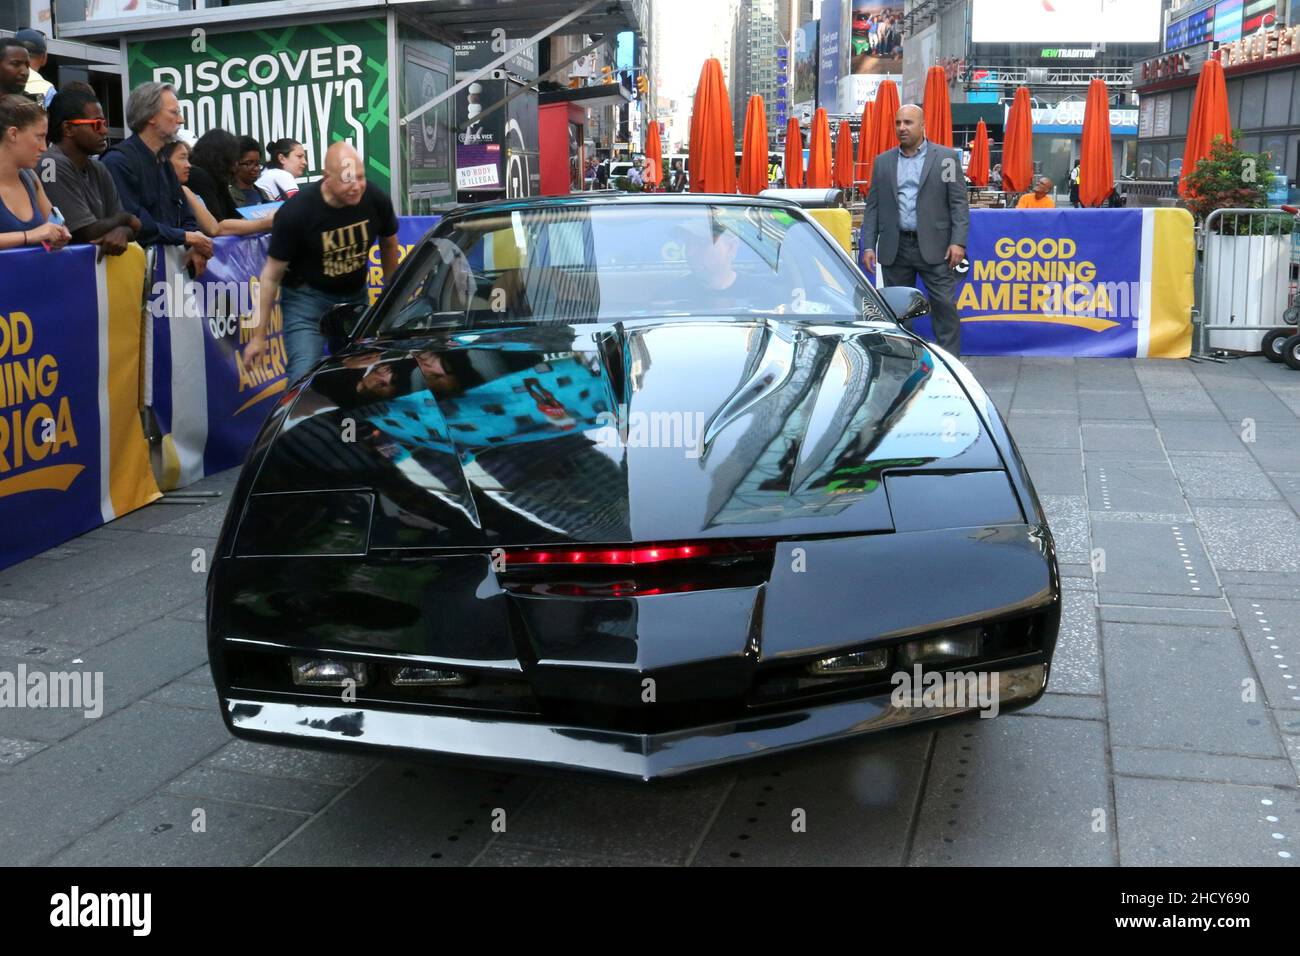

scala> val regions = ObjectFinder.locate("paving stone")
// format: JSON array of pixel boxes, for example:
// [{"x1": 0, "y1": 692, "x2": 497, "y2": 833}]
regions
[
  {"x1": 1092, "y1": 521, "x2": 1215, "y2": 598},
  {"x1": 1062, "y1": 575, "x2": 1095, "y2": 591},
  {"x1": 1081, "y1": 422, "x2": 1165, "y2": 457},
  {"x1": 47, "y1": 793, "x2": 303, "y2": 866},
  {"x1": 0, "y1": 599, "x2": 50, "y2": 618},
  {"x1": 1115, "y1": 777, "x2": 1300, "y2": 866},
  {"x1": 0, "y1": 701, "x2": 230, "y2": 866},
  {"x1": 1285, "y1": 735, "x2": 1300, "y2": 784},
  {"x1": 1005, "y1": 416, "x2": 1079, "y2": 450},
  {"x1": 264, "y1": 761, "x2": 534, "y2": 866},
  {"x1": 693, "y1": 730, "x2": 930, "y2": 866},
  {"x1": 1112, "y1": 747, "x2": 1297, "y2": 786},
  {"x1": 1076, "y1": 389, "x2": 1153, "y2": 421},
  {"x1": 0, "y1": 736, "x2": 46, "y2": 766},
  {"x1": 1041, "y1": 495, "x2": 1088, "y2": 563},
  {"x1": 1085, "y1": 457, "x2": 1188, "y2": 514},
  {"x1": 1098, "y1": 604, "x2": 1236, "y2": 628},
  {"x1": 491, "y1": 773, "x2": 730, "y2": 867},
  {"x1": 909, "y1": 715, "x2": 1113, "y2": 865},
  {"x1": 166, "y1": 765, "x2": 339, "y2": 814},
  {"x1": 1073, "y1": 360, "x2": 1140, "y2": 388},
  {"x1": 166, "y1": 598, "x2": 207, "y2": 623},
  {"x1": 181, "y1": 663, "x2": 212, "y2": 685},
  {"x1": 104, "y1": 502, "x2": 206, "y2": 532},
  {"x1": 1102, "y1": 622, "x2": 1283, "y2": 758},
  {"x1": 472, "y1": 844, "x2": 649, "y2": 866},
  {"x1": 1210, "y1": 389, "x2": 1297, "y2": 423},
  {"x1": 1010, "y1": 391, "x2": 1079, "y2": 415},
  {"x1": 0, "y1": 531, "x2": 213, "y2": 604},
  {"x1": 1094, "y1": 591, "x2": 1230, "y2": 611},
  {"x1": 1050, "y1": 588, "x2": 1100, "y2": 695},
  {"x1": 1228, "y1": 596, "x2": 1300, "y2": 712},
  {"x1": 145, "y1": 504, "x2": 233, "y2": 539},
  {"x1": 1058, "y1": 562, "x2": 1093, "y2": 579},
  {"x1": 0, "y1": 636, "x2": 78, "y2": 664},
  {"x1": 1242, "y1": 424, "x2": 1300, "y2": 472},
  {"x1": 1144, "y1": 389, "x2": 1219, "y2": 416},
  {"x1": 1195, "y1": 506, "x2": 1300, "y2": 572},
  {"x1": 1168, "y1": 453, "x2": 1281, "y2": 500},
  {"x1": 1020, "y1": 693, "x2": 1104, "y2": 721},
  {"x1": 204, "y1": 739, "x2": 375, "y2": 787},
  {"x1": 1088, "y1": 510, "x2": 1192, "y2": 523},
  {"x1": 1156, "y1": 419, "x2": 1252, "y2": 453},
  {"x1": 146, "y1": 680, "x2": 218, "y2": 712},
  {"x1": 1220, "y1": 571, "x2": 1300, "y2": 586},
  {"x1": 1020, "y1": 450, "x2": 1084, "y2": 496},
  {"x1": 0, "y1": 560, "x2": 208, "y2": 652}
]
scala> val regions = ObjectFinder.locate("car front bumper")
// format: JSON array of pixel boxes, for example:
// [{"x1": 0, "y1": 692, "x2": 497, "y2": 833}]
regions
[{"x1": 223, "y1": 663, "x2": 1047, "y2": 781}]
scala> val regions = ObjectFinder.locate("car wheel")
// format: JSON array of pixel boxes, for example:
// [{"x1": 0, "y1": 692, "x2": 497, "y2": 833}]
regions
[
  {"x1": 1284, "y1": 304, "x2": 1299, "y2": 326},
  {"x1": 1284, "y1": 334, "x2": 1300, "y2": 371},
  {"x1": 1263, "y1": 328, "x2": 1291, "y2": 362}
]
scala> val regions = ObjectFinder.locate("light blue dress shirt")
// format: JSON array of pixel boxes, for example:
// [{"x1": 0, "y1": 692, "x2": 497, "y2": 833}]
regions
[{"x1": 896, "y1": 139, "x2": 928, "y2": 232}]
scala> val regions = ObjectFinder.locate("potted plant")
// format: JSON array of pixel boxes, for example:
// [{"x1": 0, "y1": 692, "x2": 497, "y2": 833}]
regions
[{"x1": 1184, "y1": 135, "x2": 1294, "y2": 351}]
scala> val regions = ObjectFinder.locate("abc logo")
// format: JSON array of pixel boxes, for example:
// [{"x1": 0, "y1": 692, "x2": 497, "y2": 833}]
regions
[{"x1": 208, "y1": 313, "x2": 239, "y2": 339}]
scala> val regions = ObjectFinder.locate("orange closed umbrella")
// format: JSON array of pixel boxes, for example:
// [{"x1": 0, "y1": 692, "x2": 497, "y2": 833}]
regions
[
  {"x1": 1002, "y1": 86, "x2": 1034, "y2": 193},
  {"x1": 739, "y1": 94, "x2": 769, "y2": 194},
  {"x1": 644, "y1": 118, "x2": 663, "y2": 189},
  {"x1": 1079, "y1": 77, "x2": 1114, "y2": 207},
  {"x1": 922, "y1": 65, "x2": 953, "y2": 148},
  {"x1": 834, "y1": 119, "x2": 854, "y2": 190},
  {"x1": 784, "y1": 117, "x2": 804, "y2": 188},
  {"x1": 807, "y1": 107, "x2": 832, "y2": 188},
  {"x1": 868, "y1": 80, "x2": 901, "y2": 168},
  {"x1": 689, "y1": 58, "x2": 735, "y2": 193},
  {"x1": 967, "y1": 118, "x2": 990, "y2": 187},
  {"x1": 1179, "y1": 59, "x2": 1232, "y2": 197},
  {"x1": 856, "y1": 100, "x2": 875, "y2": 187}
]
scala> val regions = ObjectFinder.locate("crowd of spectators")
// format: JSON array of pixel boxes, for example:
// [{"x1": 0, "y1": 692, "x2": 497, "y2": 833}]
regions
[{"x1": 0, "y1": 27, "x2": 306, "y2": 268}]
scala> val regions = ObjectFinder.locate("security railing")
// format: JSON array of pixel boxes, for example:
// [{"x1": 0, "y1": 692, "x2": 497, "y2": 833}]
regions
[{"x1": 1195, "y1": 207, "x2": 1297, "y2": 355}]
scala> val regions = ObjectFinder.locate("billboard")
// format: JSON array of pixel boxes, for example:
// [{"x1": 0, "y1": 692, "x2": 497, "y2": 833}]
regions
[
  {"x1": 970, "y1": 0, "x2": 1162, "y2": 43},
  {"x1": 127, "y1": 19, "x2": 392, "y2": 192},
  {"x1": 818, "y1": 0, "x2": 844, "y2": 113},
  {"x1": 849, "y1": 2, "x2": 904, "y2": 76},
  {"x1": 398, "y1": 24, "x2": 456, "y2": 213},
  {"x1": 793, "y1": 20, "x2": 818, "y2": 124}
]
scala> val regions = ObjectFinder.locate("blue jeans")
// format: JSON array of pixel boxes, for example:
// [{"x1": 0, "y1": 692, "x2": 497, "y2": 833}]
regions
[{"x1": 280, "y1": 285, "x2": 367, "y2": 385}]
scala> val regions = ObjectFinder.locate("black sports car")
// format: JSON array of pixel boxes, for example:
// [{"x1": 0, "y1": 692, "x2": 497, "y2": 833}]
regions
[{"x1": 208, "y1": 194, "x2": 1059, "y2": 780}]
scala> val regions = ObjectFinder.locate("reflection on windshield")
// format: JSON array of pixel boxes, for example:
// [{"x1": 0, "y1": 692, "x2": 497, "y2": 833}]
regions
[{"x1": 375, "y1": 204, "x2": 881, "y2": 334}]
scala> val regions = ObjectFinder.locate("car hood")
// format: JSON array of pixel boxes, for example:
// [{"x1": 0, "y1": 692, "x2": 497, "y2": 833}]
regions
[{"x1": 248, "y1": 318, "x2": 1006, "y2": 546}]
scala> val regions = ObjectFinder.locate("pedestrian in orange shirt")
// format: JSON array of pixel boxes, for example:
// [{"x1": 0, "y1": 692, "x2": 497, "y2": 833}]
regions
[{"x1": 1016, "y1": 176, "x2": 1056, "y2": 209}]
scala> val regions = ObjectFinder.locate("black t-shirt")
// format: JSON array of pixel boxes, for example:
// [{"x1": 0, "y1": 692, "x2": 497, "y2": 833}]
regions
[{"x1": 267, "y1": 180, "x2": 399, "y2": 296}]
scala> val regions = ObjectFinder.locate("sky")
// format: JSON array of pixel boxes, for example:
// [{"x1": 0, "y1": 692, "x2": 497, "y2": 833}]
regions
[{"x1": 657, "y1": 0, "x2": 735, "y2": 148}]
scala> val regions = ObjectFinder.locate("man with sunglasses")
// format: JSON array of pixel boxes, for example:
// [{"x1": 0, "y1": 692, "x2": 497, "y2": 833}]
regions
[{"x1": 39, "y1": 84, "x2": 140, "y2": 256}]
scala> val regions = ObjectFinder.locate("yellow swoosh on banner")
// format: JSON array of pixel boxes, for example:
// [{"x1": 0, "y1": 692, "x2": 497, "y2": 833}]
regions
[
  {"x1": 0, "y1": 464, "x2": 85, "y2": 498},
  {"x1": 233, "y1": 380, "x2": 287, "y2": 417},
  {"x1": 961, "y1": 313, "x2": 1122, "y2": 333}
]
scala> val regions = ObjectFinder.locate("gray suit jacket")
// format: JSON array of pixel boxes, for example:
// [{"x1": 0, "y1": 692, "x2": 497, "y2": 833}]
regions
[{"x1": 859, "y1": 142, "x2": 970, "y2": 266}]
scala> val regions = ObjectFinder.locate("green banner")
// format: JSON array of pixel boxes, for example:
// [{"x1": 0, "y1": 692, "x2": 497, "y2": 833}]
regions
[{"x1": 126, "y1": 18, "x2": 391, "y2": 191}]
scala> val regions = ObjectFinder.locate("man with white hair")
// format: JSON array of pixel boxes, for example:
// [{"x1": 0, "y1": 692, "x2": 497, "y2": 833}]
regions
[{"x1": 100, "y1": 81, "x2": 212, "y2": 275}]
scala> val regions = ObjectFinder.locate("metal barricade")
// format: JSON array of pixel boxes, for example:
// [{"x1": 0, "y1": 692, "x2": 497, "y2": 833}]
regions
[{"x1": 1195, "y1": 207, "x2": 1296, "y2": 356}]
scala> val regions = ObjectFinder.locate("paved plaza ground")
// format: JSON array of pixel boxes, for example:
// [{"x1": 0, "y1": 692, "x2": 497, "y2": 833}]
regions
[{"x1": 1, "y1": 354, "x2": 1298, "y2": 866}]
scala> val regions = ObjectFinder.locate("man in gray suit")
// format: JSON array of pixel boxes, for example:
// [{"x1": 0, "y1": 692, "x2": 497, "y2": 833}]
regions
[{"x1": 860, "y1": 104, "x2": 970, "y2": 356}]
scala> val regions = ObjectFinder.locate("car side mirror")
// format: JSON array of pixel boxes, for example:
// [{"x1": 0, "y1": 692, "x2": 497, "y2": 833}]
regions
[
  {"x1": 319, "y1": 301, "x2": 368, "y2": 352},
  {"x1": 880, "y1": 286, "x2": 931, "y2": 322}
]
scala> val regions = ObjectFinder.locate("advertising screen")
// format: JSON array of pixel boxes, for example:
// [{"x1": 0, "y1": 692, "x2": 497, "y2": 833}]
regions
[
  {"x1": 818, "y1": 0, "x2": 843, "y2": 113},
  {"x1": 971, "y1": 0, "x2": 1162, "y2": 44}
]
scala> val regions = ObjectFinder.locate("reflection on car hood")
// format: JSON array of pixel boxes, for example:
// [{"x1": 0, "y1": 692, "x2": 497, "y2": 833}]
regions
[{"x1": 250, "y1": 318, "x2": 1005, "y2": 546}]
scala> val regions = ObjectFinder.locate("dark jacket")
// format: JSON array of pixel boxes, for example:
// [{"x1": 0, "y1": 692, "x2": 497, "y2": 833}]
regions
[
  {"x1": 860, "y1": 142, "x2": 971, "y2": 266},
  {"x1": 100, "y1": 134, "x2": 196, "y2": 246}
]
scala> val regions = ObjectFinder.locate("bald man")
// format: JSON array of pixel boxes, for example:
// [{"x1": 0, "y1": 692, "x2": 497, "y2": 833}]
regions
[
  {"x1": 859, "y1": 104, "x2": 970, "y2": 356},
  {"x1": 245, "y1": 141, "x2": 400, "y2": 383}
]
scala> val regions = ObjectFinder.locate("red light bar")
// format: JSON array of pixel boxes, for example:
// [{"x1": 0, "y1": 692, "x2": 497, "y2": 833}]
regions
[{"x1": 501, "y1": 540, "x2": 770, "y2": 568}]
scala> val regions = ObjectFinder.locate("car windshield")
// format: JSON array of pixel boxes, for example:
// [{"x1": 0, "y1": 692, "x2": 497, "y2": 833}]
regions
[{"x1": 370, "y1": 203, "x2": 888, "y2": 335}]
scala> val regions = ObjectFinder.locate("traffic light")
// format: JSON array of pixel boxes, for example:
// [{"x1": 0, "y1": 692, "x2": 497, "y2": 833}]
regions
[
  {"x1": 601, "y1": 65, "x2": 614, "y2": 85},
  {"x1": 636, "y1": 73, "x2": 648, "y2": 97}
]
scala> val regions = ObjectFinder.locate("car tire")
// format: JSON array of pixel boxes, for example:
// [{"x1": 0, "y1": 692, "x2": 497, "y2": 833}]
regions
[
  {"x1": 1283, "y1": 334, "x2": 1300, "y2": 371},
  {"x1": 1284, "y1": 304, "x2": 1299, "y2": 326},
  {"x1": 1263, "y1": 328, "x2": 1291, "y2": 362}
]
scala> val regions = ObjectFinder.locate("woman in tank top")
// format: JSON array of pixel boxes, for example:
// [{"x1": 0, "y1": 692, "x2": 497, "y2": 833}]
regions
[{"x1": 0, "y1": 94, "x2": 71, "y2": 251}]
